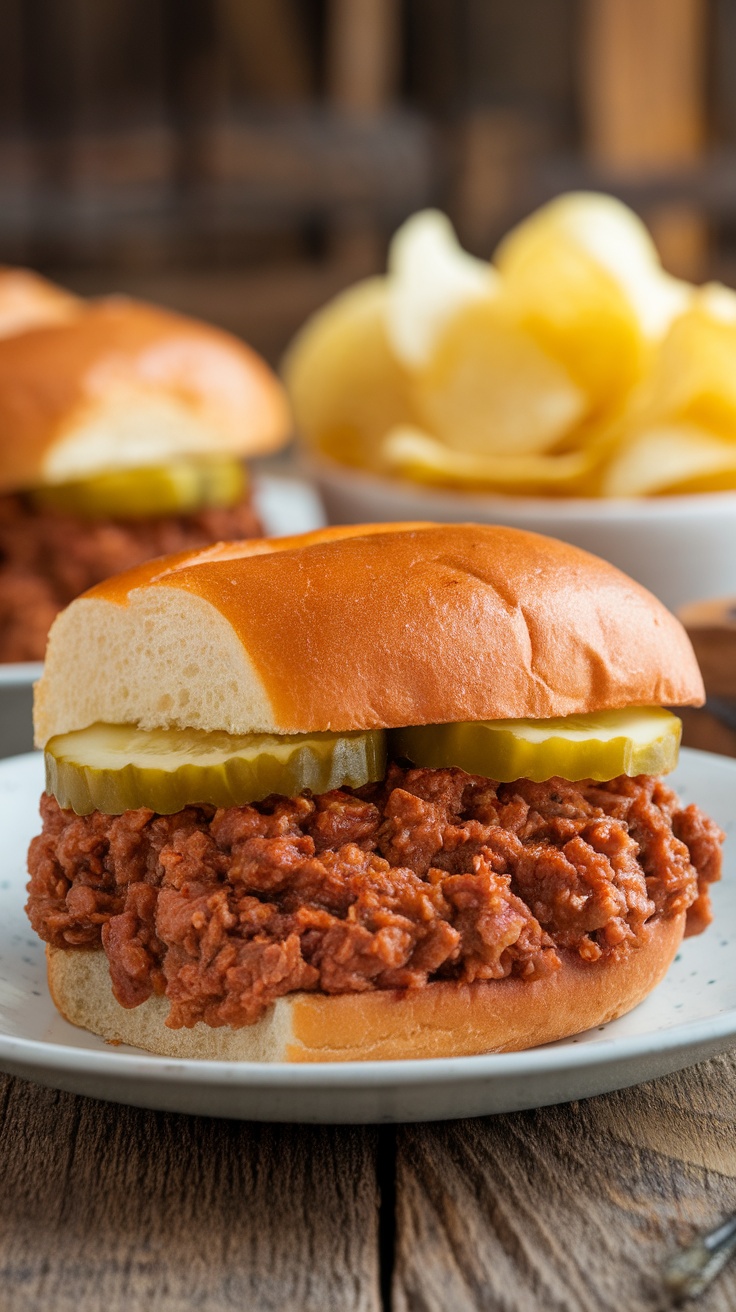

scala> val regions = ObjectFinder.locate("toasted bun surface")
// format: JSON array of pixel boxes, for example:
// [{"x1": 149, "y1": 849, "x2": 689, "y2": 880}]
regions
[
  {"x1": 0, "y1": 294, "x2": 289, "y2": 493},
  {"x1": 0, "y1": 267, "x2": 82, "y2": 341},
  {"x1": 35, "y1": 523, "x2": 704, "y2": 744},
  {"x1": 46, "y1": 913, "x2": 686, "y2": 1061}
]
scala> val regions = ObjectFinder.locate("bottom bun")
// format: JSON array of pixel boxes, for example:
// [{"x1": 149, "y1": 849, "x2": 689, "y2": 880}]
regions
[{"x1": 47, "y1": 914, "x2": 685, "y2": 1062}]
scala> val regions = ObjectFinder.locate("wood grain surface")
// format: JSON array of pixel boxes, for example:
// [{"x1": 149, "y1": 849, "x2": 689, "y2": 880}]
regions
[
  {"x1": 0, "y1": 1075, "x2": 381, "y2": 1312},
  {"x1": 393, "y1": 1051, "x2": 736, "y2": 1312},
  {"x1": 4, "y1": 1053, "x2": 736, "y2": 1310}
]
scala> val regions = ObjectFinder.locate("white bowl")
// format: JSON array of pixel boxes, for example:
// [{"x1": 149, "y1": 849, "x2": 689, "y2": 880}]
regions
[{"x1": 307, "y1": 454, "x2": 736, "y2": 613}]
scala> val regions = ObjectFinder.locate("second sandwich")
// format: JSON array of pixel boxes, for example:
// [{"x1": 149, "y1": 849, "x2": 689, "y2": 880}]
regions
[{"x1": 0, "y1": 268, "x2": 288, "y2": 661}]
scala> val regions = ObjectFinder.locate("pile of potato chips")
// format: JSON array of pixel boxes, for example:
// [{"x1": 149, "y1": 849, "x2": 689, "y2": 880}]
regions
[{"x1": 283, "y1": 194, "x2": 736, "y2": 498}]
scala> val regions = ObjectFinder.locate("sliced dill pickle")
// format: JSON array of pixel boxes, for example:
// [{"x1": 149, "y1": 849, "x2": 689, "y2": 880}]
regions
[
  {"x1": 30, "y1": 458, "x2": 246, "y2": 520},
  {"x1": 391, "y1": 707, "x2": 681, "y2": 783},
  {"x1": 46, "y1": 723, "x2": 387, "y2": 815}
]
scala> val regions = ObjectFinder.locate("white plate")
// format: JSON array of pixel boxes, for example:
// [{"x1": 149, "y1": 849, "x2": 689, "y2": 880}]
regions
[{"x1": 1, "y1": 748, "x2": 734, "y2": 1123}]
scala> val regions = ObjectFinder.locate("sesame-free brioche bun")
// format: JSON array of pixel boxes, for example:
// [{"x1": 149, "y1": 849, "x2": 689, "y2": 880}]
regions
[
  {"x1": 0, "y1": 294, "x2": 289, "y2": 494},
  {"x1": 0, "y1": 267, "x2": 82, "y2": 341},
  {"x1": 34, "y1": 523, "x2": 704, "y2": 745},
  {"x1": 46, "y1": 912, "x2": 686, "y2": 1061}
]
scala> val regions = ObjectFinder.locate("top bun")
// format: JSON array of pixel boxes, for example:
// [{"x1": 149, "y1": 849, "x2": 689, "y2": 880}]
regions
[
  {"x1": 35, "y1": 523, "x2": 704, "y2": 745},
  {"x1": 0, "y1": 292, "x2": 289, "y2": 493},
  {"x1": 0, "y1": 267, "x2": 82, "y2": 341}
]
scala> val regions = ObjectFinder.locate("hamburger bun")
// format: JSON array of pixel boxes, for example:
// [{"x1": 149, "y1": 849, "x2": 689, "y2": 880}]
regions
[
  {"x1": 0, "y1": 293, "x2": 289, "y2": 494},
  {"x1": 0, "y1": 267, "x2": 82, "y2": 340},
  {"x1": 47, "y1": 911, "x2": 686, "y2": 1061},
  {"x1": 35, "y1": 522, "x2": 704, "y2": 746}
]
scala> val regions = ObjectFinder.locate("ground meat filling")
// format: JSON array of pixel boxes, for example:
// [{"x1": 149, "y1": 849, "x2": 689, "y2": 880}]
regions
[
  {"x1": 0, "y1": 491, "x2": 261, "y2": 662},
  {"x1": 26, "y1": 766, "x2": 723, "y2": 1029}
]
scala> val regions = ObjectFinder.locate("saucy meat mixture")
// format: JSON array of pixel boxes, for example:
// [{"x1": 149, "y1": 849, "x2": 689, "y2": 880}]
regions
[
  {"x1": 0, "y1": 492, "x2": 261, "y2": 662},
  {"x1": 26, "y1": 764, "x2": 723, "y2": 1028}
]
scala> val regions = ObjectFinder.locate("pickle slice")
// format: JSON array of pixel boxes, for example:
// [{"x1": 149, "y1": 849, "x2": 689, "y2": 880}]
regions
[
  {"x1": 391, "y1": 708, "x2": 681, "y2": 783},
  {"x1": 46, "y1": 723, "x2": 387, "y2": 815},
  {"x1": 30, "y1": 458, "x2": 246, "y2": 520}
]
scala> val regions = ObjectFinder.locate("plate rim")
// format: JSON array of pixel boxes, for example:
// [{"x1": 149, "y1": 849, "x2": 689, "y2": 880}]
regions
[{"x1": 2, "y1": 1002, "x2": 736, "y2": 1089}]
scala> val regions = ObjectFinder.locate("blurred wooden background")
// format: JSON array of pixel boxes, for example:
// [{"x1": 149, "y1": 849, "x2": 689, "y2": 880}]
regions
[{"x1": 1, "y1": 0, "x2": 735, "y2": 361}]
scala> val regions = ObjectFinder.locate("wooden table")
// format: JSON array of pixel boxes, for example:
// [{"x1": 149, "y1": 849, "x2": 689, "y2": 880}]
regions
[
  {"x1": 2, "y1": 701, "x2": 735, "y2": 1311},
  {"x1": 2, "y1": 1053, "x2": 736, "y2": 1311}
]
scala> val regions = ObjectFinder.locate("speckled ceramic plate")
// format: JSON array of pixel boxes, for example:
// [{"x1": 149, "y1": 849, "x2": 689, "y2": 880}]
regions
[{"x1": 0, "y1": 749, "x2": 734, "y2": 1123}]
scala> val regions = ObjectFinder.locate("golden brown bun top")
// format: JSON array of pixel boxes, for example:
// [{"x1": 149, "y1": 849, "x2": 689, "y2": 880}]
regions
[
  {"x1": 0, "y1": 292, "x2": 290, "y2": 493},
  {"x1": 35, "y1": 523, "x2": 705, "y2": 742},
  {"x1": 0, "y1": 262, "x2": 83, "y2": 338},
  {"x1": 0, "y1": 267, "x2": 82, "y2": 341}
]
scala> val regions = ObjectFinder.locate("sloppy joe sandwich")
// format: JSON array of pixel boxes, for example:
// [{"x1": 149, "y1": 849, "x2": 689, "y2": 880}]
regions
[
  {"x1": 0, "y1": 268, "x2": 289, "y2": 661},
  {"x1": 27, "y1": 523, "x2": 723, "y2": 1061}
]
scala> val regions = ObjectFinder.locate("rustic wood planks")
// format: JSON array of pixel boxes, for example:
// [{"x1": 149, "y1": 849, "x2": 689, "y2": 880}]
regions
[
  {"x1": 4, "y1": 1054, "x2": 736, "y2": 1310},
  {"x1": 0, "y1": 1075, "x2": 382, "y2": 1312},
  {"x1": 393, "y1": 1052, "x2": 736, "y2": 1312}
]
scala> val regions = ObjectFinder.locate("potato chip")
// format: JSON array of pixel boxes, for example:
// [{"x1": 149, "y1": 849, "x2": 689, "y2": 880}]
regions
[
  {"x1": 629, "y1": 286, "x2": 736, "y2": 437},
  {"x1": 495, "y1": 192, "x2": 690, "y2": 410},
  {"x1": 497, "y1": 192, "x2": 690, "y2": 337},
  {"x1": 380, "y1": 425, "x2": 599, "y2": 495},
  {"x1": 282, "y1": 278, "x2": 415, "y2": 469},
  {"x1": 601, "y1": 423, "x2": 736, "y2": 497},
  {"x1": 386, "y1": 210, "x2": 497, "y2": 368},
  {"x1": 410, "y1": 295, "x2": 587, "y2": 458},
  {"x1": 282, "y1": 194, "x2": 736, "y2": 503}
]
